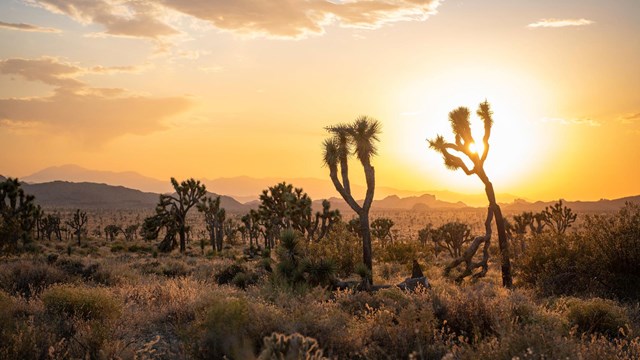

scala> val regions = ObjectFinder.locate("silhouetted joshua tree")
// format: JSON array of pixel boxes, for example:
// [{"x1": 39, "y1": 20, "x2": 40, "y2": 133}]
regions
[
  {"x1": 323, "y1": 116, "x2": 380, "y2": 284},
  {"x1": 124, "y1": 224, "x2": 139, "y2": 241},
  {"x1": 65, "y1": 209, "x2": 88, "y2": 246},
  {"x1": 0, "y1": 178, "x2": 40, "y2": 251},
  {"x1": 432, "y1": 221, "x2": 473, "y2": 258},
  {"x1": 429, "y1": 101, "x2": 513, "y2": 287},
  {"x1": 371, "y1": 217, "x2": 395, "y2": 248},
  {"x1": 143, "y1": 178, "x2": 206, "y2": 253},
  {"x1": 542, "y1": 200, "x2": 577, "y2": 234},
  {"x1": 104, "y1": 224, "x2": 122, "y2": 241},
  {"x1": 163, "y1": 178, "x2": 206, "y2": 253},
  {"x1": 198, "y1": 195, "x2": 226, "y2": 252}
]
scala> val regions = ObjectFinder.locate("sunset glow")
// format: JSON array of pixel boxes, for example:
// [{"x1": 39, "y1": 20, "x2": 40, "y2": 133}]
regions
[{"x1": 1, "y1": 0, "x2": 639, "y2": 202}]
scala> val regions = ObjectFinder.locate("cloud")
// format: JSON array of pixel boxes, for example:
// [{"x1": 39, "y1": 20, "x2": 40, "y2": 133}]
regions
[
  {"x1": 540, "y1": 117, "x2": 601, "y2": 127},
  {"x1": 31, "y1": 0, "x2": 442, "y2": 40},
  {"x1": 161, "y1": 0, "x2": 442, "y2": 38},
  {"x1": 527, "y1": 18, "x2": 594, "y2": 28},
  {"x1": 620, "y1": 112, "x2": 640, "y2": 124},
  {"x1": 0, "y1": 20, "x2": 61, "y2": 32},
  {"x1": 30, "y1": 0, "x2": 179, "y2": 39},
  {"x1": 0, "y1": 57, "x2": 191, "y2": 143}
]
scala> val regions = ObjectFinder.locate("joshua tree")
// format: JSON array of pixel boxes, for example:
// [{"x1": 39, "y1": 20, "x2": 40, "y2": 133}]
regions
[
  {"x1": 104, "y1": 224, "x2": 122, "y2": 241},
  {"x1": 323, "y1": 116, "x2": 380, "y2": 283},
  {"x1": 306, "y1": 199, "x2": 341, "y2": 242},
  {"x1": 417, "y1": 224, "x2": 433, "y2": 247},
  {"x1": 371, "y1": 217, "x2": 395, "y2": 247},
  {"x1": 432, "y1": 221, "x2": 473, "y2": 258},
  {"x1": 198, "y1": 195, "x2": 226, "y2": 252},
  {"x1": 65, "y1": 209, "x2": 88, "y2": 246},
  {"x1": 160, "y1": 178, "x2": 206, "y2": 253},
  {"x1": 429, "y1": 101, "x2": 512, "y2": 287},
  {"x1": 0, "y1": 178, "x2": 40, "y2": 251},
  {"x1": 41, "y1": 214, "x2": 62, "y2": 241},
  {"x1": 258, "y1": 183, "x2": 340, "y2": 244},
  {"x1": 124, "y1": 224, "x2": 139, "y2": 241},
  {"x1": 241, "y1": 209, "x2": 263, "y2": 250},
  {"x1": 542, "y1": 200, "x2": 577, "y2": 234}
]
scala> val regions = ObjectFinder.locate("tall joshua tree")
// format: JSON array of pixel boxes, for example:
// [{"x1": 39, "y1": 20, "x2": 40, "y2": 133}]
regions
[
  {"x1": 65, "y1": 209, "x2": 88, "y2": 246},
  {"x1": 323, "y1": 116, "x2": 380, "y2": 284},
  {"x1": 146, "y1": 178, "x2": 206, "y2": 253},
  {"x1": 428, "y1": 101, "x2": 513, "y2": 288},
  {"x1": 198, "y1": 195, "x2": 226, "y2": 252}
]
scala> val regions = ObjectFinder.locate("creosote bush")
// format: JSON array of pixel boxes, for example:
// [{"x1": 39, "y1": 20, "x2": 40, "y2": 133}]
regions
[
  {"x1": 519, "y1": 203, "x2": 640, "y2": 299},
  {"x1": 0, "y1": 260, "x2": 67, "y2": 298},
  {"x1": 42, "y1": 284, "x2": 121, "y2": 322},
  {"x1": 566, "y1": 298, "x2": 630, "y2": 337}
]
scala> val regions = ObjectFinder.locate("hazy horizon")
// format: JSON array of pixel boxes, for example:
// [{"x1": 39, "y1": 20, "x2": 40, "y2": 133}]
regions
[{"x1": 1, "y1": 0, "x2": 639, "y2": 202}]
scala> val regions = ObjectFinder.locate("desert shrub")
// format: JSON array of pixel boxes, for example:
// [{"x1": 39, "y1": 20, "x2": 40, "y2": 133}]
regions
[
  {"x1": 306, "y1": 224, "x2": 360, "y2": 277},
  {"x1": 566, "y1": 298, "x2": 630, "y2": 337},
  {"x1": 0, "y1": 260, "x2": 67, "y2": 298},
  {"x1": 432, "y1": 284, "x2": 502, "y2": 342},
  {"x1": 470, "y1": 323, "x2": 577, "y2": 360},
  {"x1": 377, "y1": 242, "x2": 419, "y2": 263},
  {"x1": 128, "y1": 244, "x2": 152, "y2": 253},
  {"x1": 518, "y1": 233, "x2": 597, "y2": 296},
  {"x1": 232, "y1": 271, "x2": 259, "y2": 289},
  {"x1": 216, "y1": 263, "x2": 246, "y2": 285},
  {"x1": 55, "y1": 257, "x2": 87, "y2": 277},
  {"x1": 42, "y1": 284, "x2": 121, "y2": 322},
  {"x1": 520, "y1": 203, "x2": 640, "y2": 299},
  {"x1": 161, "y1": 260, "x2": 191, "y2": 278},
  {"x1": 190, "y1": 296, "x2": 284, "y2": 359},
  {"x1": 582, "y1": 204, "x2": 640, "y2": 299},
  {"x1": 0, "y1": 291, "x2": 15, "y2": 339},
  {"x1": 110, "y1": 243, "x2": 125, "y2": 252},
  {"x1": 42, "y1": 284, "x2": 122, "y2": 358}
]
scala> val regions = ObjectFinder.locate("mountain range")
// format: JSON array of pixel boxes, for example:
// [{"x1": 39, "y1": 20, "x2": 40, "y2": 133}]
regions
[
  {"x1": 2, "y1": 165, "x2": 639, "y2": 213},
  {"x1": 15, "y1": 164, "x2": 520, "y2": 207}
]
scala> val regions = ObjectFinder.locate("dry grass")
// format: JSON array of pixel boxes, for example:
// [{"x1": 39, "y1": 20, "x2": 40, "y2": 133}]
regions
[{"x1": 1, "y1": 212, "x2": 639, "y2": 359}]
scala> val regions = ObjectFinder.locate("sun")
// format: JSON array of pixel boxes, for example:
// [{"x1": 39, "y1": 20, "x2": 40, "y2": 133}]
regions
[{"x1": 468, "y1": 142, "x2": 482, "y2": 154}]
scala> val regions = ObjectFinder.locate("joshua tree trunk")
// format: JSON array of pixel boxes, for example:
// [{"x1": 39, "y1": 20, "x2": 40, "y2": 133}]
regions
[
  {"x1": 479, "y1": 171, "x2": 512, "y2": 288},
  {"x1": 179, "y1": 224, "x2": 186, "y2": 253},
  {"x1": 359, "y1": 213, "x2": 373, "y2": 274}
]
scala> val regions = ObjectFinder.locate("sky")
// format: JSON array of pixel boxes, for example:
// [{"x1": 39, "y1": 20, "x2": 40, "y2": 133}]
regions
[{"x1": 0, "y1": 0, "x2": 639, "y2": 202}]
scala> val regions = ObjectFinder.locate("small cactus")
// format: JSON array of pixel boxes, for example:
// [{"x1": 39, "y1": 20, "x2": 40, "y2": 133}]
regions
[{"x1": 258, "y1": 332, "x2": 326, "y2": 360}]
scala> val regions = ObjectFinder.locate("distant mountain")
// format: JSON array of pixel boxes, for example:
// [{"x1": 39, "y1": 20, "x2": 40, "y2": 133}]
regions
[
  {"x1": 22, "y1": 165, "x2": 172, "y2": 194},
  {"x1": 202, "y1": 176, "x2": 520, "y2": 207},
  {"x1": 311, "y1": 194, "x2": 468, "y2": 214},
  {"x1": 502, "y1": 196, "x2": 640, "y2": 213},
  {"x1": 17, "y1": 165, "x2": 520, "y2": 207},
  {"x1": 20, "y1": 181, "x2": 250, "y2": 212}
]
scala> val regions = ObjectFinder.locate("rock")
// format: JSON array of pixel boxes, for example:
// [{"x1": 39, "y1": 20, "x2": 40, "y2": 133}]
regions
[
  {"x1": 397, "y1": 276, "x2": 430, "y2": 292},
  {"x1": 411, "y1": 259, "x2": 424, "y2": 278}
]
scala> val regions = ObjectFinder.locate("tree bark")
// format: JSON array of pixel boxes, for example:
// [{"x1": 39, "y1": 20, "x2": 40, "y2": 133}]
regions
[
  {"x1": 481, "y1": 175, "x2": 512, "y2": 288},
  {"x1": 359, "y1": 213, "x2": 373, "y2": 283},
  {"x1": 179, "y1": 227, "x2": 186, "y2": 253}
]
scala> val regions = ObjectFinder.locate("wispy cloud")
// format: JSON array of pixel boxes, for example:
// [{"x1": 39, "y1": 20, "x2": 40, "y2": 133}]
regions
[
  {"x1": 0, "y1": 57, "x2": 191, "y2": 144},
  {"x1": 29, "y1": 0, "x2": 179, "y2": 39},
  {"x1": 619, "y1": 112, "x2": 640, "y2": 124},
  {"x1": 30, "y1": 0, "x2": 443, "y2": 41},
  {"x1": 0, "y1": 20, "x2": 61, "y2": 33},
  {"x1": 528, "y1": 18, "x2": 594, "y2": 28},
  {"x1": 540, "y1": 117, "x2": 601, "y2": 127},
  {"x1": 162, "y1": 0, "x2": 443, "y2": 39}
]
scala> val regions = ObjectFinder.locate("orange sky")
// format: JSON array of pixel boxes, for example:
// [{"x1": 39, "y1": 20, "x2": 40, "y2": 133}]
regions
[{"x1": 0, "y1": 0, "x2": 639, "y2": 201}]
